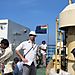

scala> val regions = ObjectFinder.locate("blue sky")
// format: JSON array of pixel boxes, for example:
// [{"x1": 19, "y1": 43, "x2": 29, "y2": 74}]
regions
[{"x1": 0, "y1": 0, "x2": 75, "y2": 45}]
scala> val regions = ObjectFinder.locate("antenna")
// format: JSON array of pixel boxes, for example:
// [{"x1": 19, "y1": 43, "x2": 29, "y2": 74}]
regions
[{"x1": 69, "y1": 0, "x2": 72, "y2": 4}]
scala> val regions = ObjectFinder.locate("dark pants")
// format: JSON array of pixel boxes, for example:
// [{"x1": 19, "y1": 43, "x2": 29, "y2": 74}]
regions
[{"x1": 23, "y1": 62, "x2": 36, "y2": 75}]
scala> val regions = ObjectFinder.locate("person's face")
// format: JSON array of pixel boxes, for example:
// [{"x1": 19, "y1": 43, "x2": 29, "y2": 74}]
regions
[
  {"x1": 29, "y1": 35, "x2": 36, "y2": 42},
  {"x1": 0, "y1": 43, "x2": 7, "y2": 49}
]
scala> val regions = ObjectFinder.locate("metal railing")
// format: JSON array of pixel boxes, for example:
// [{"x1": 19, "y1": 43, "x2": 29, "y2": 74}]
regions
[{"x1": 46, "y1": 45, "x2": 56, "y2": 64}]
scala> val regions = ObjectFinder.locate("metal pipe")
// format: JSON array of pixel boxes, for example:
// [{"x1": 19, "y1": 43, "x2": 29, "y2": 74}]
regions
[
  {"x1": 55, "y1": 17, "x2": 59, "y2": 71},
  {"x1": 68, "y1": 0, "x2": 72, "y2": 5}
]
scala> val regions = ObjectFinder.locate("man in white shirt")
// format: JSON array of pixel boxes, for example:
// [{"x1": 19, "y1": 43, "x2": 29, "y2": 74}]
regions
[
  {"x1": 16, "y1": 31, "x2": 37, "y2": 75},
  {"x1": 39, "y1": 41, "x2": 47, "y2": 66}
]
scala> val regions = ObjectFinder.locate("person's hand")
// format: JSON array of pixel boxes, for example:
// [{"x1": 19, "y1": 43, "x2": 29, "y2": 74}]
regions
[{"x1": 22, "y1": 57, "x2": 28, "y2": 63}]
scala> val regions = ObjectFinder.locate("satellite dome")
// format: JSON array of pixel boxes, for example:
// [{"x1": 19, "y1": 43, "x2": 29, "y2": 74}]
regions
[{"x1": 59, "y1": 3, "x2": 75, "y2": 29}]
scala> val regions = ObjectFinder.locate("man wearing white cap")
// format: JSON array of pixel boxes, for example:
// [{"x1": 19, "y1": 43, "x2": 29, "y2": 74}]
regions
[{"x1": 15, "y1": 31, "x2": 37, "y2": 75}]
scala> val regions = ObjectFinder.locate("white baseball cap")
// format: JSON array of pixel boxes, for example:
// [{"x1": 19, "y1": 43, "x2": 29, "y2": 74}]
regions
[{"x1": 29, "y1": 31, "x2": 37, "y2": 36}]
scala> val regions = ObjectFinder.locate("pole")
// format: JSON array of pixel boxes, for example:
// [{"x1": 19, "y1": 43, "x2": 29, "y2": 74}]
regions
[
  {"x1": 55, "y1": 17, "x2": 59, "y2": 71},
  {"x1": 59, "y1": 31, "x2": 63, "y2": 70},
  {"x1": 46, "y1": 24, "x2": 49, "y2": 65},
  {"x1": 68, "y1": 0, "x2": 72, "y2": 5},
  {"x1": 47, "y1": 24, "x2": 49, "y2": 45}
]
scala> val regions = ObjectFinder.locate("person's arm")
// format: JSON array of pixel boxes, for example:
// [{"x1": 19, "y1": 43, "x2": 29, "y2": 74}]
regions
[
  {"x1": 40, "y1": 46, "x2": 46, "y2": 51},
  {"x1": 41, "y1": 48, "x2": 46, "y2": 51},
  {"x1": 15, "y1": 42, "x2": 28, "y2": 63},
  {"x1": 16, "y1": 50, "x2": 28, "y2": 63}
]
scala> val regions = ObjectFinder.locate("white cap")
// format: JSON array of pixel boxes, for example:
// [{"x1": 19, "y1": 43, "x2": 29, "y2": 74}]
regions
[{"x1": 29, "y1": 31, "x2": 36, "y2": 36}]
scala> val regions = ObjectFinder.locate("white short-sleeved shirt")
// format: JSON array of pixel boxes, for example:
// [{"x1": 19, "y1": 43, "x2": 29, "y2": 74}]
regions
[
  {"x1": 16, "y1": 40, "x2": 37, "y2": 66},
  {"x1": 40, "y1": 44, "x2": 47, "y2": 55}
]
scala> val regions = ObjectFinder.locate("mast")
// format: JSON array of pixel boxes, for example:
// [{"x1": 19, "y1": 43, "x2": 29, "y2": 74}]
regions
[{"x1": 68, "y1": 0, "x2": 72, "y2": 5}]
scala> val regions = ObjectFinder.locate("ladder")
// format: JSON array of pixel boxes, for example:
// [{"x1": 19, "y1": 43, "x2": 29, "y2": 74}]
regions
[{"x1": 55, "y1": 17, "x2": 64, "y2": 72}]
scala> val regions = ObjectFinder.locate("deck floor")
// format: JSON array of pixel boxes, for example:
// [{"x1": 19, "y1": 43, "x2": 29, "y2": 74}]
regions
[{"x1": 36, "y1": 67, "x2": 46, "y2": 75}]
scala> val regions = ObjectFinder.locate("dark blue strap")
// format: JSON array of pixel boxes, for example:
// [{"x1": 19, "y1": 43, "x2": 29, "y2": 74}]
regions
[
  {"x1": 24, "y1": 47, "x2": 33, "y2": 57},
  {"x1": 24, "y1": 45, "x2": 36, "y2": 57}
]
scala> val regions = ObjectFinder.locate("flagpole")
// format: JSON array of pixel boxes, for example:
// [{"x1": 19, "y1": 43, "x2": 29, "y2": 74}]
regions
[
  {"x1": 46, "y1": 24, "x2": 49, "y2": 65},
  {"x1": 47, "y1": 24, "x2": 49, "y2": 46}
]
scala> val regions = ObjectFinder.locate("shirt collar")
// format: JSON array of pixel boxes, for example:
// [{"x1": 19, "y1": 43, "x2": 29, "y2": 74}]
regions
[
  {"x1": 28, "y1": 40, "x2": 35, "y2": 44},
  {"x1": 28, "y1": 40, "x2": 32, "y2": 43}
]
